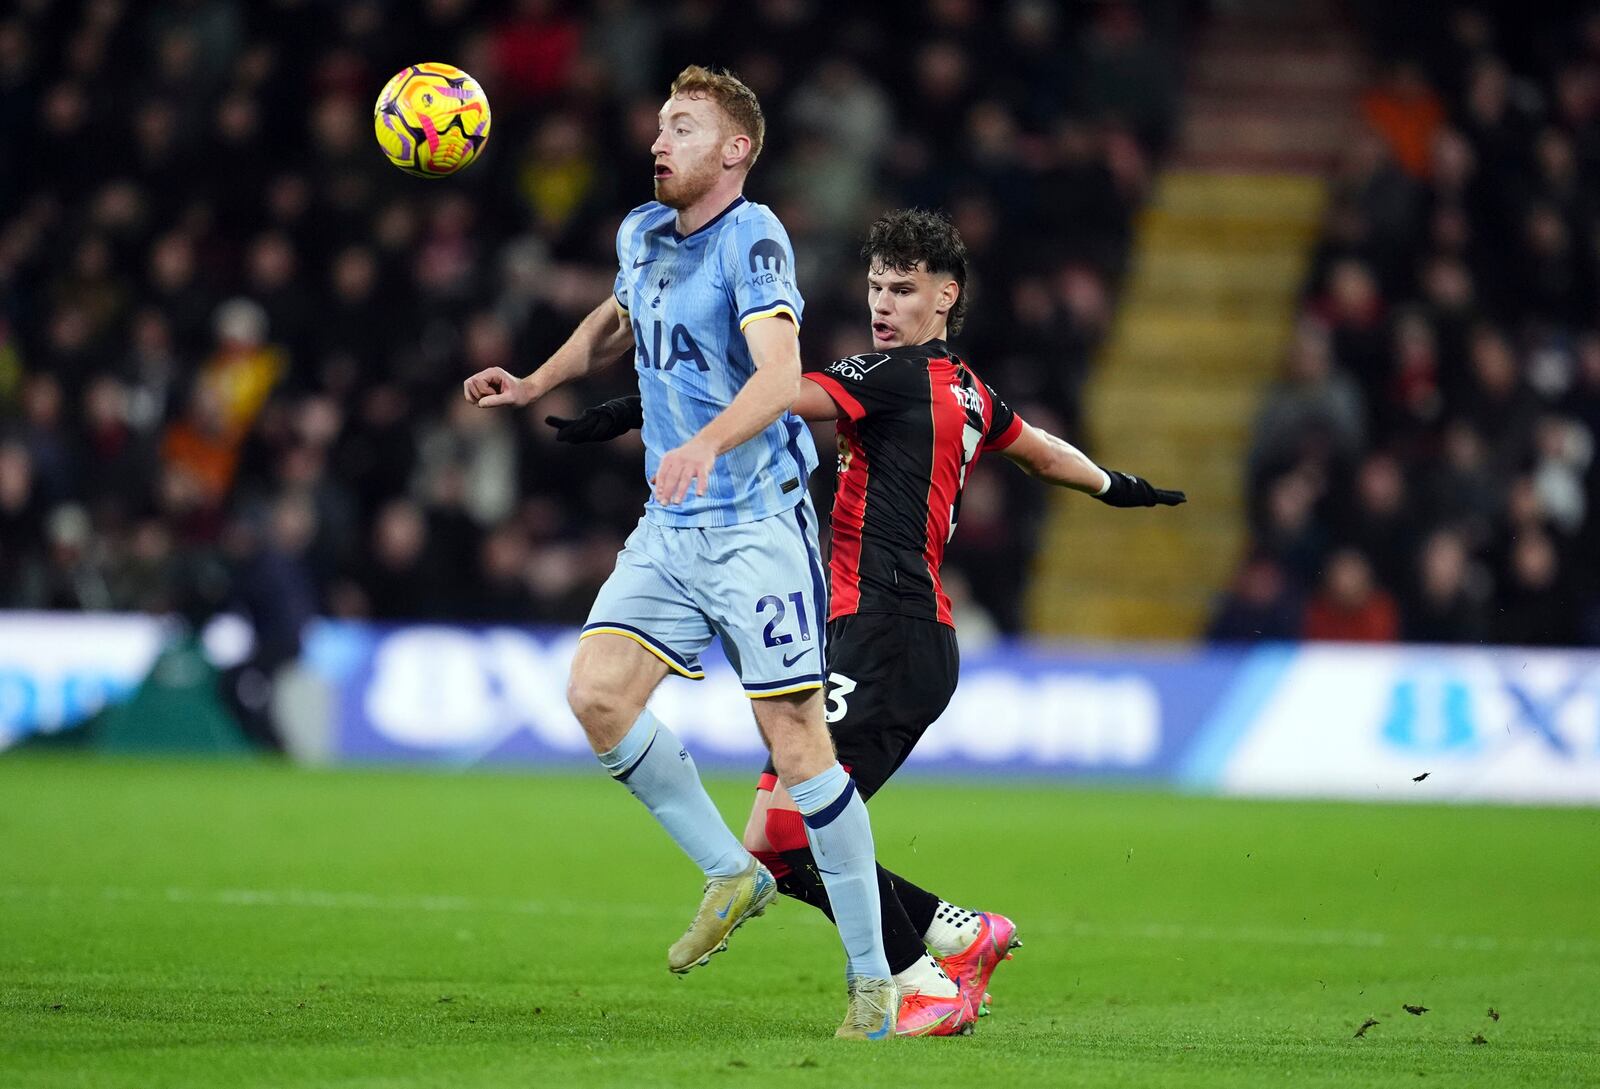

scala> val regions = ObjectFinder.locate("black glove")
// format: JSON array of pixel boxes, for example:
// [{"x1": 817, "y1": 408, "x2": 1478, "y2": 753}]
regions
[
  {"x1": 1095, "y1": 468, "x2": 1186, "y2": 508},
  {"x1": 545, "y1": 396, "x2": 644, "y2": 443}
]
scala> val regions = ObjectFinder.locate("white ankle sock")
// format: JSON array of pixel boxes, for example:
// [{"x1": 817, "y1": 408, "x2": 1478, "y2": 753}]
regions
[
  {"x1": 924, "y1": 900, "x2": 982, "y2": 957},
  {"x1": 894, "y1": 953, "x2": 958, "y2": 998}
]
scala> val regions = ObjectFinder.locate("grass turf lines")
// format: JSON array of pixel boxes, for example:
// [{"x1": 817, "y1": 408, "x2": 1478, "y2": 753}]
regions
[{"x1": 2, "y1": 756, "x2": 1596, "y2": 1088}]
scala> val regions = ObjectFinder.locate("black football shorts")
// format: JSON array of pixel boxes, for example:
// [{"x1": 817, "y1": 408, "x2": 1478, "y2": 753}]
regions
[{"x1": 762, "y1": 611, "x2": 959, "y2": 800}]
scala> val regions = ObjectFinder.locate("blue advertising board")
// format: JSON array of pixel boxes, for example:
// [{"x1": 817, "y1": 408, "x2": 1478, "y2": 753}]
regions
[
  {"x1": 302, "y1": 622, "x2": 1600, "y2": 804},
  {"x1": 4, "y1": 611, "x2": 1595, "y2": 805},
  {"x1": 301, "y1": 620, "x2": 1252, "y2": 778}
]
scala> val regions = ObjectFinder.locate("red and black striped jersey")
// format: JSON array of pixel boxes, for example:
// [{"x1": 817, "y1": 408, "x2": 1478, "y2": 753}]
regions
[{"x1": 803, "y1": 339, "x2": 1023, "y2": 627}]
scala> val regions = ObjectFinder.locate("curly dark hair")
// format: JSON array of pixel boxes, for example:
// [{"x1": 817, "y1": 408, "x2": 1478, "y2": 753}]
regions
[{"x1": 861, "y1": 208, "x2": 970, "y2": 335}]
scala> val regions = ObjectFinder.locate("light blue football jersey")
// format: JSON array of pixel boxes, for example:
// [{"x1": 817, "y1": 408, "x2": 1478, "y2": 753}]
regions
[{"x1": 612, "y1": 196, "x2": 817, "y2": 527}]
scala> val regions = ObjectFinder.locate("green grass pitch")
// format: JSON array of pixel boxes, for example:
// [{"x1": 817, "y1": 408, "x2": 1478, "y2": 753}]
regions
[{"x1": 2, "y1": 756, "x2": 1597, "y2": 1088}]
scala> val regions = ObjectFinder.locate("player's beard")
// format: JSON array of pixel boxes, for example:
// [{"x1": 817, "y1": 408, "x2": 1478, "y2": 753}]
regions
[{"x1": 654, "y1": 157, "x2": 719, "y2": 210}]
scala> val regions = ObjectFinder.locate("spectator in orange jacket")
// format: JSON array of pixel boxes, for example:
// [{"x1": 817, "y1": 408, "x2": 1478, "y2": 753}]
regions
[
  {"x1": 1303, "y1": 548, "x2": 1401, "y2": 642},
  {"x1": 1361, "y1": 61, "x2": 1445, "y2": 179}
]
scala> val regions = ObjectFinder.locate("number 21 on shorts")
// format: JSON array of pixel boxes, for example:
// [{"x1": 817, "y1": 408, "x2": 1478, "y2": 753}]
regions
[{"x1": 755, "y1": 591, "x2": 813, "y2": 647}]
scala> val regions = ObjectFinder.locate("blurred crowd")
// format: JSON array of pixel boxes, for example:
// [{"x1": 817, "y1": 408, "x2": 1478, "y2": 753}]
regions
[
  {"x1": 1213, "y1": 5, "x2": 1600, "y2": 646},
  {"x1": 0, "y1": 0, "x2": 1184, "y2": 655}
]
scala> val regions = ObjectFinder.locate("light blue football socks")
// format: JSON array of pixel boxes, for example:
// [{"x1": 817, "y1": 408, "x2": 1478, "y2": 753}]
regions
[
  {"x1": 788, "y1": 762, "x2": 891, "y2": 981},
  {"x1": 598, "y1": 715, "x2": 888, "y2": 979},
  {"x1": 597, "y1": 709, "x2": 749, "y2": 879}
]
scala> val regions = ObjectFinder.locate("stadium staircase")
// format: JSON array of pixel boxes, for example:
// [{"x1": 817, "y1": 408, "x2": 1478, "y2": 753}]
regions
[{"x1": 1028, "y1": 3, "x2": 1360, "y2": 641}]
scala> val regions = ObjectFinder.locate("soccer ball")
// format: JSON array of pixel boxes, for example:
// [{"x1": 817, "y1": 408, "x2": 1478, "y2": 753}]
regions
[{"x1": 373, "y1": 63, "x2": 491, "y2": 178}]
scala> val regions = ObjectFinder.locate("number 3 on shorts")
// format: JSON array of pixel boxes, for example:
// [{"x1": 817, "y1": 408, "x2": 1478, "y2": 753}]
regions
[{"x1": 824, "y1": 672, "x2": 857, "y2": 724}]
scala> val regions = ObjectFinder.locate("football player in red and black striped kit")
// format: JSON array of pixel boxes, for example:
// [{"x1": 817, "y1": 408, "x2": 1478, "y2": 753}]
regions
[{"x1": 550, "y1": 209, "x2": 1183, "y2": 1036}]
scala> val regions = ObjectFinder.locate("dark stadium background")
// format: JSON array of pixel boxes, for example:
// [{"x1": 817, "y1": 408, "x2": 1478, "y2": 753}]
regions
[
  {"x1": 4, "y1": 0, "x2": 1599, "y2": 671},
  {"x1": 4, "y1": 3, "x2": 1600, "y2": 1085},
  {"x1": 5, "y1": 0, "x2": 1178, "y2": 643}
]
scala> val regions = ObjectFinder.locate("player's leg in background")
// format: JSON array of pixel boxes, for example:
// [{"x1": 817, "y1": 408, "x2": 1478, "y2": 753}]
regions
[
  {"x1": 745, "y1": 777, "x2": 936, "y2": 976},
  {"x1": 747, "y1": 779, "x2": 961, "y2": 1003},
  {"x1": 742, "y1": 774, "x2": 834, "y2": 914},
  {"x1": 748, "y1": 614, "x2": 996, "y2": 979},
  {"x1": 750, "y1": 812, "x2": 985, "y2": 972},
  {"x1": 748, "y1": 737, "x2": 1011, "y2": 1024},
  {"x1": 569, "y1": 633, "x2": 750, "y2": 880},
  {"x1": 754, "y1": 690, "x2": 891, "y2": 985}
]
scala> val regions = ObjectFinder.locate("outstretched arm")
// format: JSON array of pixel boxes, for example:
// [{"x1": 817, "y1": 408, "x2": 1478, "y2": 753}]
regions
[
  {"x1": 1002, "y1": 422, "x2": 1185, "y2": 507},
  {"x1": 464, "y1": 297, "x2": 633, "y2": 408}
]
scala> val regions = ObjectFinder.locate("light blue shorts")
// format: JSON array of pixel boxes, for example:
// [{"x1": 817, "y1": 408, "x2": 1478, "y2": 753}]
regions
[{"x1": 583, "y1": 499, "x2": 828, "y2": 698}]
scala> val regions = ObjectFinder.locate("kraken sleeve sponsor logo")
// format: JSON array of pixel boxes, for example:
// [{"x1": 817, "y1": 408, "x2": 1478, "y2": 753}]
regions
[{"x1": 748, "y1": 238, "x2": 788, "y2": 277}]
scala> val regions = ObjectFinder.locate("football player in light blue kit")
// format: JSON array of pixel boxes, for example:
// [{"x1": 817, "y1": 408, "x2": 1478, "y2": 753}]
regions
[{"x1": 463, "y1": 66, "x2": 895, "y2": 1038}]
